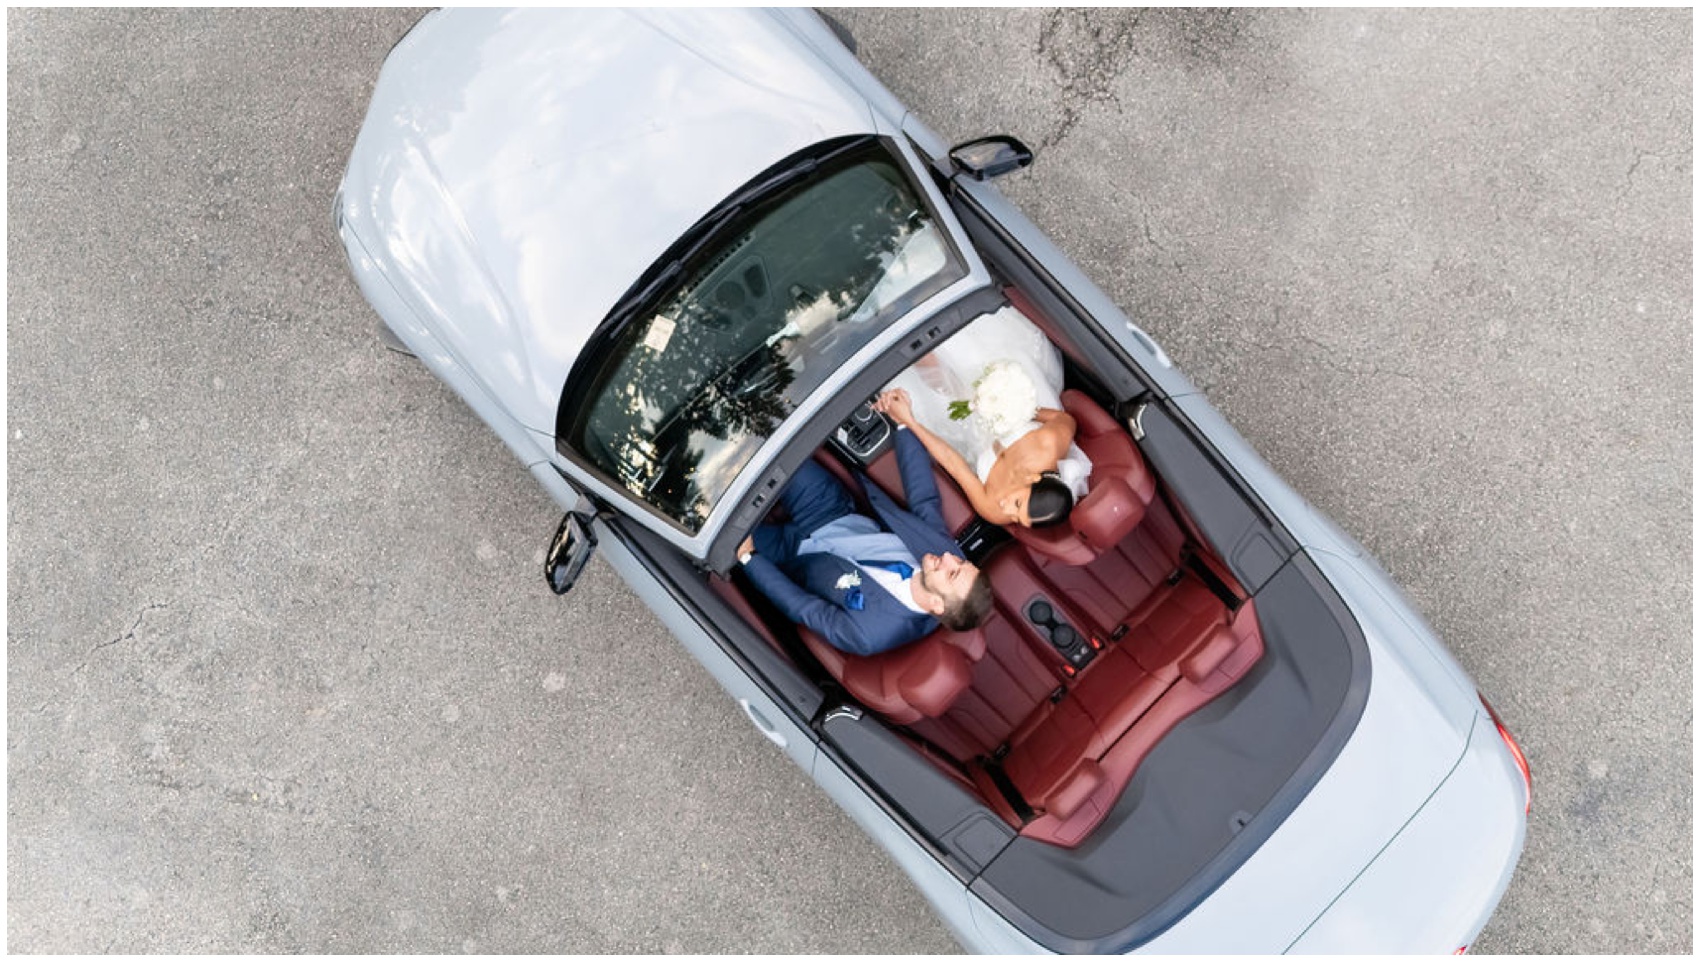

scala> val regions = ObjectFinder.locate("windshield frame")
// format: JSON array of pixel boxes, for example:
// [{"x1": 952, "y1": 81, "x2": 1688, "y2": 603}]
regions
[{"x1": 553, "y1": 134, "x2": 986, "y2": 546}]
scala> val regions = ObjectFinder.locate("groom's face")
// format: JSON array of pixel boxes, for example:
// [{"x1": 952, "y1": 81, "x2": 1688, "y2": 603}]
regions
[{"x1": 918, "y1": 552, "x2": 979, "y2": 610}]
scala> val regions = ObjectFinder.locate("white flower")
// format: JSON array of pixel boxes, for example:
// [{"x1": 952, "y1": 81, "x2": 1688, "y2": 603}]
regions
[
  {"x1": 971, "y1": 360, "x2": 1040, "y2": 437},
  {"x1": 834, "y1": 572, "x2": 862, "y2": 591}
]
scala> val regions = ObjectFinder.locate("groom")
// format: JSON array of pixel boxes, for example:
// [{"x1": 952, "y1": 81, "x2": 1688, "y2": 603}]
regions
[{"x1": 736, "y1": 413, "x2": 993, "y2": 658}]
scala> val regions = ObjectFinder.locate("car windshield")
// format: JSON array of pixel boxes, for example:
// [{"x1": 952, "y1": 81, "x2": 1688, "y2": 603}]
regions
[{"x1": 566, "y1": 139, "x2": 965, "y2": 531}]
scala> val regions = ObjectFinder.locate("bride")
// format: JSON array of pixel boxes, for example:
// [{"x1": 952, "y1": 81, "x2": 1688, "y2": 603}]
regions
[{"x1": 875, "y1": 305, "x2": 1092, "y2": 528}]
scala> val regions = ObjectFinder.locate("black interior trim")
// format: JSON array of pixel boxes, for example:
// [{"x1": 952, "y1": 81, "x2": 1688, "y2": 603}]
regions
[
  {"x1": 980, "y1": 758, "x2": 1036, "y2": 823},
  {"x1": 944, "y1": 185, "x2": 1159, "y2": 402},
  {"x1": 1135, "y1": 401, "x2": 1297, "y2": 595}
]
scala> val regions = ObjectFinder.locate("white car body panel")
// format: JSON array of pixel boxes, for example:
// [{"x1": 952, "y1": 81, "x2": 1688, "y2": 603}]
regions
[
  {"x1": 592, "y1": 528, "x2": 820, "y2": 777},
  {"x1": 342, "y1": 7, "x2": 882, "y2": 435},
  {"x1": 341, "y1": 7, "x2": 1003, "y2": 560},
  {"x1": 1288, "y1": 713, "x2": 1529, "y2": 952},
  {"x1": 810, "y1": 750, "x2": 990, "y2": 951}
]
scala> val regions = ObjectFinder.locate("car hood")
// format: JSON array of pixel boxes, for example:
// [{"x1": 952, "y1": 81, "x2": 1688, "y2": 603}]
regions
[{"x1": 338, "y1": 8, "x2": 877, "y2": 432}]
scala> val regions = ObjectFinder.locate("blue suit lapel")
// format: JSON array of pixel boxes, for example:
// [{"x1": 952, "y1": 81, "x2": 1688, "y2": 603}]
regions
[
  {"x1": 795, "y1": 552, "x2": 934, "y2": 628},
  {"x1": 797, "y1": 554, "x2": 864, "y2": 610}
]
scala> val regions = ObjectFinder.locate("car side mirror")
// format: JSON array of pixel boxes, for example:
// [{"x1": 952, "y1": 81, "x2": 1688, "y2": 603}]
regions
[
  {"x1": 544, "y1": 511, "x2": 599, "y2": 595},
  {"x1": 949, "y1": 135, "x2": 1034, "y2": 181}
]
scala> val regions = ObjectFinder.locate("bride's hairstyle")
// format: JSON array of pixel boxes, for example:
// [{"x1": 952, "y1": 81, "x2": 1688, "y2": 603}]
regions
[{"x1": 1028, "y1": 471, "x2": 1074, "y2": 528}]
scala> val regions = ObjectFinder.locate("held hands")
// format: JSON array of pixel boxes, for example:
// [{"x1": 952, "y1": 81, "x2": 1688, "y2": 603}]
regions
[{"x1": 874, "y1": 388, "x2": 915, "y2": 427}]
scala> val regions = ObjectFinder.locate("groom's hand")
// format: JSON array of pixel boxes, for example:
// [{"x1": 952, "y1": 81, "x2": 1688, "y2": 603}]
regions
[{"x1": 875, "y1": 388, "x2": 915, "y2": 426}]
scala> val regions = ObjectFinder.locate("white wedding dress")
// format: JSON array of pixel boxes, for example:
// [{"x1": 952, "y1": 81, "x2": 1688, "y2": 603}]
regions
[{"x1": 886, "y1": 305, "x2": 1093, "y2": 499}]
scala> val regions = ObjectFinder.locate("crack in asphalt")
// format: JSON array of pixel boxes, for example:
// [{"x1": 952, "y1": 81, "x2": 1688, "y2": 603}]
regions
[
  {"x1": 93, "y1": 601, "x2": 169, "y2": 651},
  {"x1": 140, "y1": 760, "x2": 315, "y2": 817},
  {"x1": 1034, "y1": 9, "x2": 1143, "y2": 150},
  {"x1": 1625, "y1": 147, "x2": 1676, "y2": 185},
  {"x1": 1241, "y1": 320, "x2": 1420, "y2": 385}
]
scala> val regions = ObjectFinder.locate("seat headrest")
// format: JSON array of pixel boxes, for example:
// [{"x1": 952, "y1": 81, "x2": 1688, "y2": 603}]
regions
[
  {"x1": 895, "y1": 641, "x2": 975, "y2": 719},
  {"x1": 801, "y1": 624, "x2": 980, "y2": 724},
  {"x1": 1073, "y1": 476, "x2": 1147, "y2": 551}
]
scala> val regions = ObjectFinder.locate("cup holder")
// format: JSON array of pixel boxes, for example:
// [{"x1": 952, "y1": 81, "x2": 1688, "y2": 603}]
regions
[
  {"x1": 1026, "y1": 598, "x2": 1092, "y2": 669},
  {"x1": 1026, "y1": 608, "x2": 1081, "y2": 652}
]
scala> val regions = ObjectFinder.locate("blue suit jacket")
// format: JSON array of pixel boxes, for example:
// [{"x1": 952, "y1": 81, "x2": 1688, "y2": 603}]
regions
[{"x1": 742, "y1": 428, "x2": 962, "y2": 657}]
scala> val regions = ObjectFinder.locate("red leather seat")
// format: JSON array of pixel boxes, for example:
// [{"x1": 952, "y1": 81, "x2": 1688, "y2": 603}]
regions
[
  {"x1": 784, "y1": 451, "x2": 988, "y2": 725},
  {"x1": 800, "y1": 624, "x2": 986, "y2": 725},
  {"x1": 1008, "y1": 389, "x2": 1157, "y2": 566},
  {"x1": 994, "y1": 584, "x2": 1265, "y2": 846}
]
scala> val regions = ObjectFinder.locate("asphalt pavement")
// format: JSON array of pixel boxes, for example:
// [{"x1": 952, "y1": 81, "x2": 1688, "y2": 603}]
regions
[{"x1": 8, "y1": 8, "x2": 1691, "y2": 954}]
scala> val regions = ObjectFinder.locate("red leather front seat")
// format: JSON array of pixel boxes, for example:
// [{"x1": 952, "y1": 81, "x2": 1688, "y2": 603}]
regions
[
  {"x1": 1008, "y1": 389, "x2": 1157, "y2": 566},
  {"x1": 778, "y1": 451, "x2": 987, "y2": 724},
  {"x1": 800, "y1": 625, "x2": 987, "y2": 725}
]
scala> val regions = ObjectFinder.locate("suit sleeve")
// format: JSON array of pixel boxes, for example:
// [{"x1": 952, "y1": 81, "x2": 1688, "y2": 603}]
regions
[
  {"x1": 891, "y1": 427, "x2": 947, "y2": 531},
  {"x1": 741, "y1": 555, "x2": 903, "y2": 657}
]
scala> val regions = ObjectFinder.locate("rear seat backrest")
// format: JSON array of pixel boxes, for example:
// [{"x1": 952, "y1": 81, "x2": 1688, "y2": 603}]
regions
[
  {"x1": 905, "y1": 594, "x2": 1066, "y2": 761},
  {"x1": 999, "y1": 585, "x2": 1266, "y2": 845}
]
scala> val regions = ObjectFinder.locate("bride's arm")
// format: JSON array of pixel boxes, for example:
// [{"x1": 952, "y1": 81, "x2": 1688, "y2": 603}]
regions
[
  {"x1": 1034, "y1": 407, "x2": 1076, "y2": 433},
  {"x1": 1032, "y1": 407, "x2": 1078, "y2": 456},
  {"x1": 875, "y1": 389, "x2": 1004, "y2": 521}
]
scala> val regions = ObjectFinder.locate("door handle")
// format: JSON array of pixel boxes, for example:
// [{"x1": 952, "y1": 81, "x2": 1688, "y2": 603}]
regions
[
  {"x1": 739, "y1": 698, "x2": 788, "y2": 748},
  {"x1": 1125, "y1": 320, "x2": 1173, "y2": 368}
]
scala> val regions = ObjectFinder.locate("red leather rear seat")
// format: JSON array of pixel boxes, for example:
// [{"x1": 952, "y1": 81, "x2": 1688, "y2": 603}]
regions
[
  {"x1": 1020, "y1": 494, "x2": 1189, "y2": 640},
  {"x1": 1001, "y1": 586, "x2": 1265, "y2": 845},
  {"x1": 905, "y1": 592, "x2": 1064, "y2": 761}
]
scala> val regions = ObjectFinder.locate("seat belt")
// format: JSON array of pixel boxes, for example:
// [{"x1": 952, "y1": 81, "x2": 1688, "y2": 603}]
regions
[{"x1": 981, "y1": 755, "x2": 1036, "y2": 823}]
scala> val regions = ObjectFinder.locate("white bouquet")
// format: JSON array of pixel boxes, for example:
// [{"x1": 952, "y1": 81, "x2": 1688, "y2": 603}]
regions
[{"x1": 951, "y1": 359, "x2": 1038, "y2": 438}]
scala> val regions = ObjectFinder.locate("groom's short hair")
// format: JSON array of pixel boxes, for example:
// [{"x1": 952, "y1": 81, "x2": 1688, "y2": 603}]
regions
[{"x1": 940, "y1": 569, "x2": 993, "y2": 631}]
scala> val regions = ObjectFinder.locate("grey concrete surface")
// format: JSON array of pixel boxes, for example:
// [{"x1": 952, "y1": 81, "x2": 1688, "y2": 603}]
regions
[{"x1": 7, "y1": 7, "x2": 1690, "y2": 954}]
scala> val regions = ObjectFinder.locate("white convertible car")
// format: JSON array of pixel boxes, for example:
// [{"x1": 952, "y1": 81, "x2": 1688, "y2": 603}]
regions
[{"x1": 334, "y1": 8, "x2": 1529, "y2": 953}]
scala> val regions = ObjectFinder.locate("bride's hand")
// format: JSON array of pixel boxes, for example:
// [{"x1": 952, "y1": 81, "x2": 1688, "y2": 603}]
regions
[{"x1": 875, "y1": 388, "x2": 915, "y2": 426}]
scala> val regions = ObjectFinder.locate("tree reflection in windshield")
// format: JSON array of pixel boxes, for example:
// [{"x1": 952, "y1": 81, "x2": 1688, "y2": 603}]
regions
[{"x1": 572, "y1": 141, "x2": 965, "y2": 531}]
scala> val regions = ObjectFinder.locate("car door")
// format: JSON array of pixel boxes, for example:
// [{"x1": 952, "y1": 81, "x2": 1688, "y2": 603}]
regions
[
  {"x1": 809, "y1": 710, "x2": 1007, "y2": 951},
  {"x1": 593, "y1": 513, "x2": 823, "y2": 776}
]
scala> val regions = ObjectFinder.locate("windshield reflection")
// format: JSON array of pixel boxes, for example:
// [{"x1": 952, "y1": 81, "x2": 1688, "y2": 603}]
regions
[{"x1": 569, "y1": 139, "x2": 963, "y2": 531}]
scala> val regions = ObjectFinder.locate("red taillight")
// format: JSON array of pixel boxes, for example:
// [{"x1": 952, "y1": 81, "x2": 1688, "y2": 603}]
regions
[
  {"x1": 1480, "y1": 694, "x2": 1531, "y2": 814},
  {"x1": 1455, "y1": 946, "x2": 1470, "y2": 954}
]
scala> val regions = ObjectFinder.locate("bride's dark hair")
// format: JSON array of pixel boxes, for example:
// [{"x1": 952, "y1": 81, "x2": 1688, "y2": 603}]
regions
[{"x1": 1027, "y1": 471, "x2": 1074, "y2": 528}]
